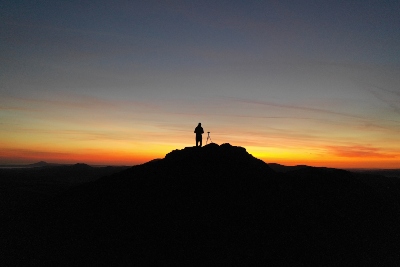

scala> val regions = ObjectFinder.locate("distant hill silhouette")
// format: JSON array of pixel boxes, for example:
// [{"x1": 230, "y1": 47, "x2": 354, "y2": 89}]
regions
[
  {"x1": 351, "y1": 168, "x2": 400, "y2": 178},
  {"x1": 0, "y1": 164, "x2": 130, "y2": 215},
  {"x1": 27, "y1": 161, "x2": 62, "y2": 167},
  {"x1": 3, "y1": 144, "x2": 400, "y2": 265},
  {"x1": 0, "y1": 161, "x2": 63, "y2": 168},
  {"x1": 268, "y1": 163, "x2": 310, "y2": 172}
]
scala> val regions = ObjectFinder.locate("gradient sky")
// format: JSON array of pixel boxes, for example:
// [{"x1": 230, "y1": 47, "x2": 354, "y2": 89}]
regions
[{"x1": 1, "y1": 0, "x2": 400, "y2": 168}]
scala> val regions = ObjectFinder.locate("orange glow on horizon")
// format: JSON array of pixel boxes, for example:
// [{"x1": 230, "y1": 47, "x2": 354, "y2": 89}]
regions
[
  {"x1": 1, "y1": 143, "x2": 399, "y2": 169},
  {"x1": 1, "y1": 103, "x2": 400, "y2": 169},
  {"x1": 249, "y1": 146, "x2": 400, "y2": 169}
]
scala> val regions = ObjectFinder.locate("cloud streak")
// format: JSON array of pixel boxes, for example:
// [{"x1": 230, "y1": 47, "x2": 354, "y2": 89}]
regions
[
  {"x1": 225, "y1": 96, "x2": 367, "y2": 120},
  {"x1": 368, "y1": 85, "x2": 400, "y2": 115},
  {"x1": 0, "y1": 93, "x2": 160, "y2": 112},
  {"x1": 325, "y1": 145, "x2": 398, "y2": 159}
]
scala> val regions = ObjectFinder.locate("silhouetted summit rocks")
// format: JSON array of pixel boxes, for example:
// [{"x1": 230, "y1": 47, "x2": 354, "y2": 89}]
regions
[
  {"x1": 4, "y1": 144, "x2": 400, "y2": 266},
  {"x1": 159, "y1": 143, "x2": 275, "y2": 181},
  {"x1": 166, "y1": 143, "x2": 272, "y2": 172}
]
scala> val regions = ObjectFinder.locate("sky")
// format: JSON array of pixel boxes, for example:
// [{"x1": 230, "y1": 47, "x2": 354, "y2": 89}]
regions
[{"x1": 1, "y1": 0, "x2": 400, "y2": 168}]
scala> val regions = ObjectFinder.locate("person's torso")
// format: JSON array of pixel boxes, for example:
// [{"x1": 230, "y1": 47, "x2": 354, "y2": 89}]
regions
[{"x1": 195, "y1": 126, "x2": 203, "y2": 134}]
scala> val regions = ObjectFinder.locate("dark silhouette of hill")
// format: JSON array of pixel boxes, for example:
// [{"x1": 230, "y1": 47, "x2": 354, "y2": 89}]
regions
[
  {"x1": 0, "y1": 161, "x2": 64, "y2": 168},
  {"x1": 0, "y1": 164, "x2": 130, "y2": 215},
  {"x1": 30, "y1": 160, "x2": 49, "y2": 167},
  {"x1": 27, "y1": 161, "x2": 63, "y2": 167},
  {"x1": 0, "y1": 163, "x2": 129, "y2": 188},
  {"x1": 268, "y1": 163, "x2": 310, "y2": 172},
  {"x1": 351, "y1": 168, "x2": 400, "y2": 178},
  {"x1": 270, "y1": 163, "x2": 400, "y2": 216},
  {"x1": 3, "y1": 144, "x2": 400, "y2": 265}
]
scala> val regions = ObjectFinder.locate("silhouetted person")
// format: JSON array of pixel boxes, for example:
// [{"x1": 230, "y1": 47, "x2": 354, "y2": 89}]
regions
[{"x1": 194, "y1": 123, "x2": 204, "y2": 147}]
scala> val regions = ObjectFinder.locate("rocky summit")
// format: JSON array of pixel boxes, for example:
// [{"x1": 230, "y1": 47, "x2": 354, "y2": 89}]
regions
[{"x1": 4, "y1": 143, "x2": 400, "y2": 266}]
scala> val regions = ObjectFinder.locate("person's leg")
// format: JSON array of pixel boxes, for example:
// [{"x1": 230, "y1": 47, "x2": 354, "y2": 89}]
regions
[
  {"x1": 196, "y1": 135, "x2": 202, "y2": 147},
  {"x1": 199, "y1": 137, "x2": 202, "y2": 147}
]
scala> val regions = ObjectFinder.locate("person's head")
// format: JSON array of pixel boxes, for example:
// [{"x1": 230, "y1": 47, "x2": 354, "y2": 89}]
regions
[{"x1": 198, "y1": 123, "x2": 201, "y2": 126}]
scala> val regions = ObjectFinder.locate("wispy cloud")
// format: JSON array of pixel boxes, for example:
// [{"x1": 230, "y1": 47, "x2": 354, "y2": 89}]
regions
[
  {"x1": 358, "y1": 121, "x2": 400, "y2": 133},
  {"x1": 225, "y1": 96, "x2": 366, "y2": 120},
  {"x1": 0, "y1": 92, "x2": 159, "y2": 112},
  {"x1": 352, "y1": 78, "x2": 400, "y2": 115},
  {"x1": 325, "y1": 145, "x2": 398, "y2": 159},
  {"x1": 368, "y1": 85, "x2": 400, "y2": 115}
]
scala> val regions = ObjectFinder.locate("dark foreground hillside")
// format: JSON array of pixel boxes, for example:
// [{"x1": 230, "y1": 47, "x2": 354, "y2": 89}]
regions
[
  {"x1": 3, "y1": 144, "x2": 400, "y2": 265},
  {"x1": 0, "y1": 164, "x2": 129, "y2": 212}
]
